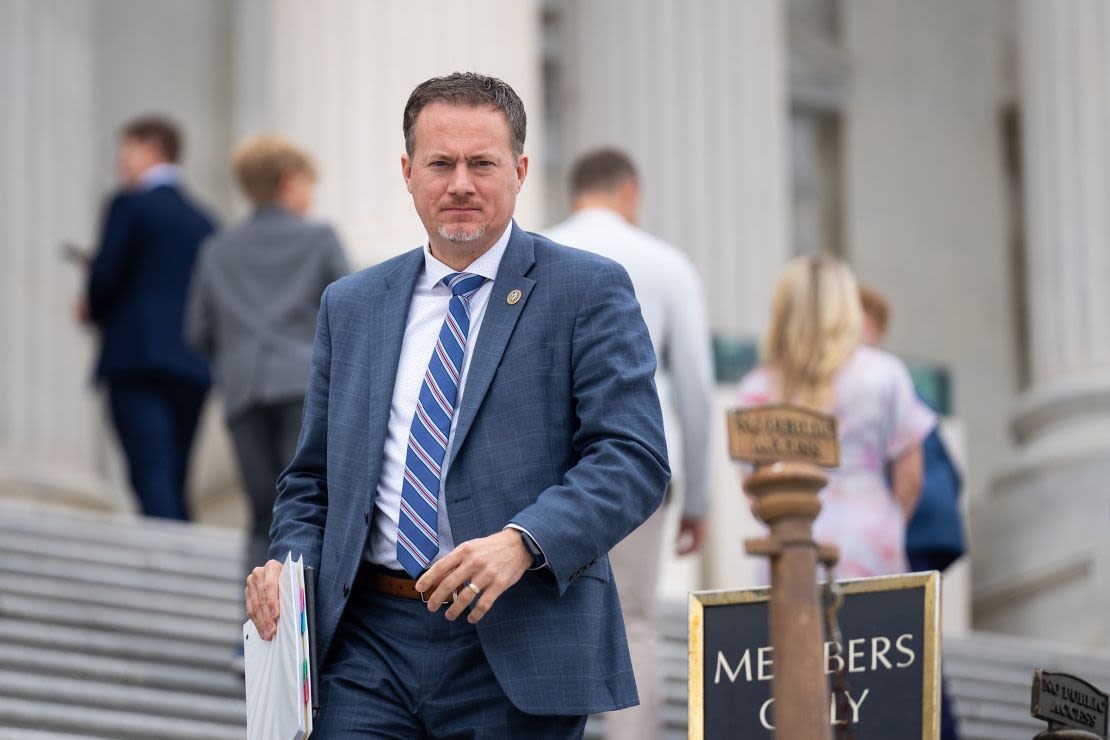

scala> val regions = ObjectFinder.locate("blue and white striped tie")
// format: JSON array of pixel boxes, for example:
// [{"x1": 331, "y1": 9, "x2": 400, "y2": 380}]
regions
[{"x1": 396, "y1": 272, "x2": 487, "y2": 578}]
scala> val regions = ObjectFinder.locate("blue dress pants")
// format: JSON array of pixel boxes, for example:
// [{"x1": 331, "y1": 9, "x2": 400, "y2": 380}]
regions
[
  {"x1": 107, "y1": 374, "x2": 207, "y2": 520},
  {"x1": 313, "y1": 578, "x2": 587, "y2": 739}
]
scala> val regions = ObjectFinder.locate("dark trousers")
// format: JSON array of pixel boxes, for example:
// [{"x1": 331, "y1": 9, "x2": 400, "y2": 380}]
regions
[
  {"x1": 313, "y1": 582, "x2": 587, "y2": 738},
  {"x1": 227, "y1": 399, "x2": 304, "y2": 573},
  {"x1": 908, "y1": 551, "x2": 960, "y2": 740},
  {"x1": 107, "y1": 375, "x2": 207, "y2": 521}
]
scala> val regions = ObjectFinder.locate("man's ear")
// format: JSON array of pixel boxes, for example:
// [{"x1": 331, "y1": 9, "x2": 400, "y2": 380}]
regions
[
  {"x1": 619, "y1": 177, "x2": 641, "y2": 225},
  {"x1": 514, "y1": 154, "x2": 529, "y2": 194},
  {"x1": 619, "y1": 177, "x2": 640, "y2": 206},
  {"x1": 401, "y1": 153, "x2": 413, "y2": 194},
  {"x1": 275, "y1": 170, "x2": 292, "y2": 198}
]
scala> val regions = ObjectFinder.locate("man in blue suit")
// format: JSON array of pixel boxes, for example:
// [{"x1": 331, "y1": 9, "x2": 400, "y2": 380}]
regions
[
  {"x1": 81, "y1": 117, "x2": 215, "y2": 520},
  {"x1": 246, "y1": 73, "x2": 669, "y2": 737}
]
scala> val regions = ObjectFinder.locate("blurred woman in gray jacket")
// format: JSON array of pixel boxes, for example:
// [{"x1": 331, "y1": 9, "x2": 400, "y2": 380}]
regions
[{"x1": 187, "y1": 134, "x2": 349, "y2": 578}]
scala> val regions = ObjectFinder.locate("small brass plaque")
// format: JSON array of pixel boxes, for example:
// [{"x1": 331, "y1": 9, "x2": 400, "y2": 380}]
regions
[
  {"x1": 727, "y1": 404, "x2": 839, "y2": 468},
  {"x1": 1031, "y1": 669, "x2": 1109, "y2": 736}
]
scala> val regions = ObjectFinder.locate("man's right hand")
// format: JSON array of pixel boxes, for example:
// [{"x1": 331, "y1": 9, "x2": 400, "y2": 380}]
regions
[
  {"x1": 74, "y1": 295, "x2": 91, "y2": 326},
  {"x1": 245, "y1": 559, "x2": 283, "y2": 640}
]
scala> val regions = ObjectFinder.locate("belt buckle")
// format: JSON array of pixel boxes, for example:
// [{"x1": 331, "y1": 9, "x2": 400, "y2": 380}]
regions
[
  {"x1": 419, "y1": 588, "x2": 457, "y2": 605},
  {"x1": 414, "y1": 568, "x2": 455, "y2": 605}
]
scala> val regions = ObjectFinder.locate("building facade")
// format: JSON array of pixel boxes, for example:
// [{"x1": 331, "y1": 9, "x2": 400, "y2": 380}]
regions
[{"x1": 2, "y1": 0, "x2": 1104, "y2": 644}]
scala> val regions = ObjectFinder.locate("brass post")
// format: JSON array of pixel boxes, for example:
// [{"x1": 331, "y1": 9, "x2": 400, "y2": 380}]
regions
[{"x1": 744, "y1": 461, "x2": 833, "y2": 740}]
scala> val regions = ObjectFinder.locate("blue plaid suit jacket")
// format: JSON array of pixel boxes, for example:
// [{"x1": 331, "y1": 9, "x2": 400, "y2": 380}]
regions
[{"x1": 269, "y1": 222, "x2": 670, "y2": 715}]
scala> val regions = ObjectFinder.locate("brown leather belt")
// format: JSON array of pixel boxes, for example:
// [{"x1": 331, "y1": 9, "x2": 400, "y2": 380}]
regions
[{"x1": 357, "y1": 567, "x2": 424, "y2": 600}]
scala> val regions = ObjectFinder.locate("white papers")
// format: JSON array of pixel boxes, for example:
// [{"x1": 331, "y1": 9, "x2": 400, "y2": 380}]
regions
[{"x1": 244, "y1": 552, "x2": 313, "y2": 740}]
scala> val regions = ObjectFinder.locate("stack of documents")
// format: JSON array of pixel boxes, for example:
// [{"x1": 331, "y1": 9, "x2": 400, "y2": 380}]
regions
[{"x1": 244, "y1": 552, "x2": 314, "y2": 740}]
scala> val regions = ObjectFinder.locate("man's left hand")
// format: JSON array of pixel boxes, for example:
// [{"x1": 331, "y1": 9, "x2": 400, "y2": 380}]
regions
[
  {"x1": 416, "y1": 529, "x2": 531, "y2": 624},
  {"x1": 676, "y1": 515, "x2": 705, "y2": 556}
]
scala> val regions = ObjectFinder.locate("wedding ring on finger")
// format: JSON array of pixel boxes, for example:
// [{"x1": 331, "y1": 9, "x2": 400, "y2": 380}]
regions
[{"x1": 466, "y1": 582, "x2": 482, "y2": 597}]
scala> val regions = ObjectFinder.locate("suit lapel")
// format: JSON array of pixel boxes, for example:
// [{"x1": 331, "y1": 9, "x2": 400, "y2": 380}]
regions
[
  {"x1": 445, "y1": 224, "x2": 536, "y2": 472},
  {"x1": 364, "y1": 249, "x2": 423, "y2": 490}
]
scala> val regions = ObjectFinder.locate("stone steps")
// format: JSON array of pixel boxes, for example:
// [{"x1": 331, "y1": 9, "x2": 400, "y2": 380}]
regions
[
  {"x1": 0, "y1": 549, "x2": 240, "y2": 601},
  {"x1": 0, "y1": 698, "x2": 243, "y2": 740},
  {"x1": 0, "y1": 499, "x2": 247, "y2": 738},
  {"x1": 0, "y1": 670, "x2": 244, "y2": 725},
  {"x1": 0, "y1": 730, "x2": 115, "y2": 740},
  {"x1": 0, "y1": 528, "x2": 241, "y2": 583},
  {"x1": 0, "y1": 592, "x2": 238, "y2": 647},
  {"x1": 0, "y1": 572, "x2": 240, "y2": 623},
  {"x1": 0, "y1": 641, "x2": 243, "y2": 698},
  {"x1": 0, "y1": 618, "x2": 232, "y2": 669},
  {"x1": 0, "y1": 500, "x2": 243, "y2": 556}
]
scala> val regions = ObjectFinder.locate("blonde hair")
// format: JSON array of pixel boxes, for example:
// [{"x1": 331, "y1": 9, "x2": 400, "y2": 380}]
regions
[
  {"x1": 761, "y1": 255, "x2": 862, "y2": 410},
  {"x1": 232, "y1": 134, "x2": 317, "y2": 206}
]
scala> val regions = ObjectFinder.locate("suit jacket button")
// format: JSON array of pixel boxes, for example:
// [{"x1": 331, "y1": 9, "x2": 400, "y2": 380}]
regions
[{"x1": 342, "y1": 583, "x2": 349, "y2": 597}]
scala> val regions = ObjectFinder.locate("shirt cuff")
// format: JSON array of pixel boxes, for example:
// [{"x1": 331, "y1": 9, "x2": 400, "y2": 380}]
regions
[{"x1": 504, "y1": 524, "x2": 550, "y2": 571}]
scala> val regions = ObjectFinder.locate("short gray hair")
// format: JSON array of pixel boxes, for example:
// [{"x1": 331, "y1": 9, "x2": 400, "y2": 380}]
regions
[{"x1": 403, "y1": 72, "x2": 527, "y2": 158}]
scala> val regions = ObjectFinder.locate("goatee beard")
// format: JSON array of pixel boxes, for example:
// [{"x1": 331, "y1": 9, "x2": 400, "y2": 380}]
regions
[{"x1": 437, "y1": 224, "x2": 486, "y2": 243}]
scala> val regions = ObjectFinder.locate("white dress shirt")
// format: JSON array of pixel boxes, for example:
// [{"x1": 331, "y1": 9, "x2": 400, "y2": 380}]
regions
[
  {"x1": 136, "y1": 163, "x2": 182, "y2": 191},
  {"x1": 365, "y1": 225, "x2": 511, "y2": 570},
  {"x1": 545, "y1": 207, "x2": 714, "y2": 517}
]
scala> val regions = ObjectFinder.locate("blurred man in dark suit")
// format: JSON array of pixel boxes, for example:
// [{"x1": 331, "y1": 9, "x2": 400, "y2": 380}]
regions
[{"x1": 80, "y1": 116, "x2": 215, "y2": 520}]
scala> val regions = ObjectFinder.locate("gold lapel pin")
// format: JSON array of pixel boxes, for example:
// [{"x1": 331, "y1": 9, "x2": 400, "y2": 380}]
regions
[{"x1": 507, "y1": 289, "x2": 522, "y2": 305}]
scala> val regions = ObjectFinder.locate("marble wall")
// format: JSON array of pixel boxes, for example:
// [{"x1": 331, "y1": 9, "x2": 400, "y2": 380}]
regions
[
  {"x1": 841, "y1": 0, "x2": 1016, "y2": 511},
  {"x1": 976, "y1": 0, "x2": 1110, "y2": 645}
]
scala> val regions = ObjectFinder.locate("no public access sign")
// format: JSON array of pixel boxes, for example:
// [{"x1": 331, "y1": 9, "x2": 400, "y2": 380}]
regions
[{"x1": 689, "y1": 572, "x2": 941, "y2": 739}]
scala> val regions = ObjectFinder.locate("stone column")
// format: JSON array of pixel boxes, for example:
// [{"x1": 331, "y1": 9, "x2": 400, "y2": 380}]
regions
[
  {"x1": 233, "y1": 0, "x2": 548, "y2": 268},
  {"x1": 556, "y1": 0, "x2": 790, "y2": 338},
  {"x1": 977, "y1": 0, "x2": 1110, "y2": 645},
  {"x1": 0, "y1": 0, "x2": 120, "y2": 509}
]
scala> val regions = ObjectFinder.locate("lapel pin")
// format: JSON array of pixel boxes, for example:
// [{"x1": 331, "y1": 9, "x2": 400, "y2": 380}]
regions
[{"x1": 507, "y1": 289, "x2": 522, "y2": 305}]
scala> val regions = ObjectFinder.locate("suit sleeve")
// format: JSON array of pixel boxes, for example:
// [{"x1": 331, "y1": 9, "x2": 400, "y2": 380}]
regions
[
  {"x1": 87, "y1": 194, "x2": 137, "y2": 322},
  {"x1": 184, "y1": 242, "x2": 214, "y2": 357},
  {"x1": 510, "y1": 261, "x2": 670, "y2": 594},
  {"x1": 268, "y1": 284, "x2": 333, "y2": 569}
]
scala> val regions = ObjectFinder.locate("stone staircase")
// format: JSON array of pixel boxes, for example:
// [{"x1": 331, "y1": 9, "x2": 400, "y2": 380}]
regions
[
  {"x1": 0, "y1": 499, "x2": 246, "y2": 739},
  {"x1": 3, "y1": 499, "x2": 1109, "y2": 739}
]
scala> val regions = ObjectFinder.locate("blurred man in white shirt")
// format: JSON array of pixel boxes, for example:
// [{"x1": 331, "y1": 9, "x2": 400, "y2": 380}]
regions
[{"x1": 546, "y1": 149, "x2": 714, "y2": 740}]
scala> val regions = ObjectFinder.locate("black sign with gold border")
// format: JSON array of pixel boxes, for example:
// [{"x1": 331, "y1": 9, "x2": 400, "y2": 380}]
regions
[{"x1": 689, "y1": 572, "x2": 941, "y2": 739}]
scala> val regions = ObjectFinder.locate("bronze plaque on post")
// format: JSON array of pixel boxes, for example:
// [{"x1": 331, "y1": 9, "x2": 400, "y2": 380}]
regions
[
  {"x1": 1031, "y1": 669, "x2": 1109, "y2": 736},
  {"x1": 727, "y1": 404, "x2": 839, "y2": 467}
]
